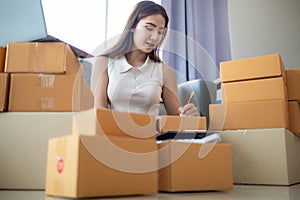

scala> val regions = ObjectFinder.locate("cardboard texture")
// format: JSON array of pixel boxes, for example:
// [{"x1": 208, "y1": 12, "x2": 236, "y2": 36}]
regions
[
  {"x1": 221, "y1": 128, "x2": 300, "y2": 185},
  {"x1": 0, "y1": 112, "x2": 74, "y2": 189},
  {"x1": 5, "y1": 42, "x2": 80, "y2": 74},
  {"x1": 8, "y1": 73, "x2": 93, "y2": 112},
  {"x1": 220, "y1": 54, "x2": 285, "y2": 83},
  {"x1": 45, "y1": 134, "x2": 158, "y2": 198},
  {"x1": 288, "y1": 101, "x2": 300, "y2": 136},
  {"x1": 286, "y1": 68, "x2": 300, "y2": 101},
  {"x1": 0, "y1": 46, "x2": 5, "y2": 72},
  {"x1": 0, "y1": 73, "x2": 9, "y2": 111},
  {"x1": 222, "y1": 77, "x2": 287, "y2": 103},
  {"x1": 72, "y1": 108, "x2": 156, "y2": 139},
  {"x1": 209, "y1": 100, "x2": 289, "y2": 130},
  {"x1": 158, "y1": 141, "x2": 233, "y2": 191},
  {"x1": 157, "y1": 115, "x2": 207, "y2": 133}
]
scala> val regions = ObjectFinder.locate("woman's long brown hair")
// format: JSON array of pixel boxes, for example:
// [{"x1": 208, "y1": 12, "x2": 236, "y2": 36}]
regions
[{"x1": 101, "y1": 1, "x2": 169, "y2": 63}]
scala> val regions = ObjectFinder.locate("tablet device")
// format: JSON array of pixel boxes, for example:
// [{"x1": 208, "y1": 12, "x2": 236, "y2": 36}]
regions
[{"x1": 156, "y1": 130, "x2": 210, "y2": 141}]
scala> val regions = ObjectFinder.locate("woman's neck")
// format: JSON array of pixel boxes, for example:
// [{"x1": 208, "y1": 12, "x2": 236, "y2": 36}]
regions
[{"x1": 125, "y1": 51, "x2": 147, "y2": 67}]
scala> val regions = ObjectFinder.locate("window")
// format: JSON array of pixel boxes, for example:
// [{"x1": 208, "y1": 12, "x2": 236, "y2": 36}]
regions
[{"x1": 42, "y1": 0, "x2": 161, "y2": 55}]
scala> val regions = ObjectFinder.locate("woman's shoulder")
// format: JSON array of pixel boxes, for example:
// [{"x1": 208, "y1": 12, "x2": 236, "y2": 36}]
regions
[
  {"x1": 162, "y1": 63, "x2": 175, "y2": 73},
  {"x1": 95, "y1": 55, "x2": 109, "y2": 64}
]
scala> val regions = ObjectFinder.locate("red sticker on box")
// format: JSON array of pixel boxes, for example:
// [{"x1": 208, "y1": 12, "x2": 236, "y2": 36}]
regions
[{"x1": 56, "y1": 156, "x2": 64, "y2": 174}]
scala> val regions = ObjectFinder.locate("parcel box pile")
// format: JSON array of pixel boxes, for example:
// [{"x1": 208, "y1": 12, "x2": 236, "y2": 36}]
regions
[
  {"x1": 45, "y1": 109, "x2": 233, "y2": 198},
  {"x1": 209, "y1": 54, "x2": 298, "y2": 133},
  {"x1": 46, "y1": 108, "x2": 158, "y2": 198},
  {"x1": 211, "y1": 54, "x2": 300, "y2": 186},
  {"x1": 0, "y1": 46, "x2": 8, "y2": 111},
  {"x1": 4, "y1": 42, "x2": 93, "y2": 112},
  {"x1": 286, "y1": 68, "x2": 300, "y2": 136}
]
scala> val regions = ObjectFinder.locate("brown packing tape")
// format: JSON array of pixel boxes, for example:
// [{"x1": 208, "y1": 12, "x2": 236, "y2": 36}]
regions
[
  {"x1": 38, "y1": 74, "x2": 56, "y2": 110},
  {"x1": 29, "y1": 43, "x2": 45, "y2": 72},
  {"x1": 39, "y1": 74, "x2": 55, "y2": 88}
]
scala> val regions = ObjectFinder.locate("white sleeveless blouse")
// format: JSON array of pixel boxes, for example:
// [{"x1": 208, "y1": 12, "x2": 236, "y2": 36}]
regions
[{"x1": 107, "y1": 56, "x2": 163, "y2": 116}]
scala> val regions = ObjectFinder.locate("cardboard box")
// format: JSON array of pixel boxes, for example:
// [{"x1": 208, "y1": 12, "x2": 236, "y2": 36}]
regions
[
  {"x1": 220, "y1": 128, "x2": 300, "y2": 185},
  {"x1": 286, "y1": 68, "x2": 300, "y2": 101},
  {"x1": 0, "y1": 46, "x2": 5, "y2": 72},
  {"x1": 8, "y1": 73, "x2": 93, "y2": 112},
  {"x1": 209, "y1": 100, "x2": 289, "y2": 130},
  {"x1": 157, "y1": 115, "x2": 207, "y2": 133},
  {"x1": 222, "y1": 77, "x2": 287, "y2": 103},
  {"x1": 220, "y1": 54, "x2": 285, "y2": 83},
  {"x1": 0, "y1": 112, "x2": 74, "y2": 189},
  {"x1": 288, "y1": 101, "x2": 300, "y2": 136},
  {"x1": 158, "y1": 141, "x2": 233, "y2": 191},
  {"x1": 45, "y1": 134, "x2": 158, "y2": 198},
  {"x1": 0, "y1": 73, "x2": 9, "y2": 111},
  {"x1": 73, "y1": 108, "x2": 156, "y2": 138},
  {"x1": 5, "y1": 42, "x2": 80, "y2": 74}
]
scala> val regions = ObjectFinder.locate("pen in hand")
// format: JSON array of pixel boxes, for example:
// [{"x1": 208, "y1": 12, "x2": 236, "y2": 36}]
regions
[{"x1": 180, "y1": 91, "x2": 195, "y2": 116}]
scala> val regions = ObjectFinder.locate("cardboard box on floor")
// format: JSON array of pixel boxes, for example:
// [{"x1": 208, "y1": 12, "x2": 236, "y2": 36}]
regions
[
  {"x1": 222, "y1": 77, "x2": 287, "y2": 103},
  {"x1": 286, "y1": 68, "x2": 300, "y2": 101},
  {"x1": 5, "y1": 42, "x2": 80, "y2": 74},
  {"x1": 220, "y1": 54, "x2": 285, "y2": 83},
  {"x1": 221, "y1": 128, "x2": 300, "y2": 185},
  {"x1": 209, "y1": 100, "x2": 289, "y2": 131},
  {"x1": 0, "y1": 112, "x2": 74, "y2": 189},
  {"x1": 157, "y1": 115, "x2": 207, "y2": 133},
  {"x1": 46, "y1": 134, "x2": 158, "y2": 198},
  {"x1": 46, "y1": 109, "x2": 158, "y2": 198},
  {"x1": 8, "y1": 73, "x2": 93, "y2": 112},
  {"x1": 288, "y1": 101, "x2": 300, "y2": 136},
  {"x1": 158, "y1": 140, "x2": 233, "y2": 192},
  {"x1": 0, "y1": 73, "x2": 9, "y2": 111},
  {"x1": 0, "y1": 46, "x2": 5, "y2": 72}
]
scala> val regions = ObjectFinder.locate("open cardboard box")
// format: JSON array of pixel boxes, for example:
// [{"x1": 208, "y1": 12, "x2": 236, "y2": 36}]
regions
[
  {"x1": 46, "y1": 108, "x2": 158, "y2": 198},
  {"x1": 72, "y1": 108, "x2": 156, "y2": 138},
  {"x1": 157, "y1": 115, "x2": 207, "y2": 133}
]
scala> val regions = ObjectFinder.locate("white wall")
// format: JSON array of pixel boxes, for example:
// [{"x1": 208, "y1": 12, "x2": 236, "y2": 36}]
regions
[{"x1": 228, "y1": 0, "x2": 300, "y2": 69}]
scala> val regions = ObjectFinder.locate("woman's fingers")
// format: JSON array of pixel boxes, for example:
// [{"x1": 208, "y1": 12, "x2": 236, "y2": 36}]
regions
[{"x1": 178, "y1": 103, "x2": 199, "y2": 116}]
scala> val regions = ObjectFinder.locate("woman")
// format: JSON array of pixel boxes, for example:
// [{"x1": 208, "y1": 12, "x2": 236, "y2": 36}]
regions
[{"x1": 91, "y1": 0, "x2": 198, "y2": 116}]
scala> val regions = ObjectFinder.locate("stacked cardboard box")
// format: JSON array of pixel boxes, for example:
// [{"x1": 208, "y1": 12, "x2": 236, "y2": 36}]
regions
[
  {"x1": 45, "y1": 109, "x2": 233, "y2": 197},
  {"x1": 0, "y1": 42, "x2": 93, "y2": 189},
  {"x1": 46, "y1": 108, "x2": 158, "y2": 198},
  {"x1": 0, "y1": 46, "x2": 5, "y2": 72},
  {"x1": 209, "y1": 54, "x2": 290, "y2": 131},
  {"x1": 286, "y1": 68, "x2": 300, "y2": 136},
  {"x1": 210, "y1": 54, "x2": 300, "y2": 186},
  {"x1": 0, "y1": 46, "x2": 8, "y2": 111},
  {"x1": 4, "y1": 42, "x2": 93, "y2": 112}
]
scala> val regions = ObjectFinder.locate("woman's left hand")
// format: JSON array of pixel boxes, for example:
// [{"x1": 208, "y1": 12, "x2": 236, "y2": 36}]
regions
[{"x1": 178, "y1": 103, "x2": 199, "y2": 116}]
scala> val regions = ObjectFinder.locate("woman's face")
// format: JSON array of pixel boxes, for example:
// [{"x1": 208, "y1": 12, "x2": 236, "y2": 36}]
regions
[{"x1": 132, "y1": 14, "x2": 166, "y2": 53}]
